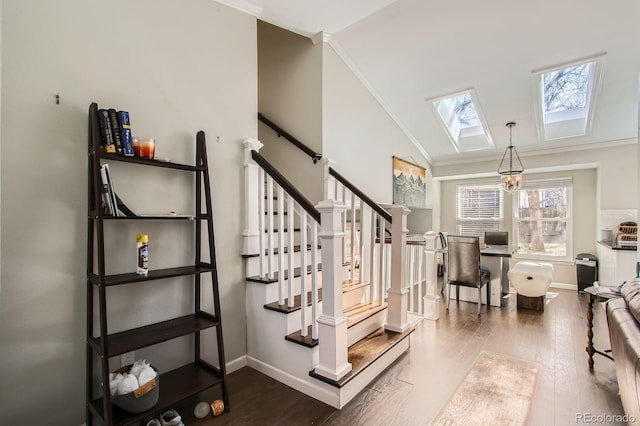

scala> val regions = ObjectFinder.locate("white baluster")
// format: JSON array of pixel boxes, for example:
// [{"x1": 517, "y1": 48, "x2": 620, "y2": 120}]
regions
[
  {"x1": 267, "y1": 176, "x2": 274, "y2": 279},
  {"x1": 369, "y1": 209, "x2": 376, "y2": 302},
  {"x1": 378, "y1": 219, "x2": 385, "y2": 307},
  {"x1": 258, "y1": 168, "x2": 266, "y2": 278},
  {"x1": 350, "y1": 192, "x2": 356, "y2": 283},
  {"x1": 417, "y1": 244, "x2": 424, "y2": 315},
  {"x1": 287, "y1": 195, "x2": 295, "y2": 307},
  {"x1": 311, "y1": 222, "x2": 319, "y2": 340},
  {"x1": 409, "y1": 245, "x2": 415, "y2": 313},
  {"x1": 300, "y1": 212, "x2": 308, "y2": 337},
  {"x1": 277, "y1": 186, "x2": 285, "y2": 305}
]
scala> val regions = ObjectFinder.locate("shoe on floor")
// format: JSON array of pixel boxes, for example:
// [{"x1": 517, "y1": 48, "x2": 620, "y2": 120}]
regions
[{"x1": 159, "y1": 409, "x2": 184, "y2": 426}]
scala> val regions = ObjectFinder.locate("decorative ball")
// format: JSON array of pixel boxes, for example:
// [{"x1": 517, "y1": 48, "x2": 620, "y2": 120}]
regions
[
  {"x1": 194, "y1": 401, "x2": 211, "y2": 419},
  {"x1": 211, "y1": 399, "x2": 225, "y2": 416}
]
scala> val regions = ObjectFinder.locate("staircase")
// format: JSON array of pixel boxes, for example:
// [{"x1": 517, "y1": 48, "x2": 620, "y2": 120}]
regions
[{"x1": 241, "y1": 138, "x2": 419, "y2": 408}]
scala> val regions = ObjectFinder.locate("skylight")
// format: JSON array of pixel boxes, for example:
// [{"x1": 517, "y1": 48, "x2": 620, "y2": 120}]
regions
[
  {"x1": 429, "y1": 89, "x2": 494, "y2": 153},
  {"x1": 533, "y1": 55, "x2": 604, "y2": 141}
]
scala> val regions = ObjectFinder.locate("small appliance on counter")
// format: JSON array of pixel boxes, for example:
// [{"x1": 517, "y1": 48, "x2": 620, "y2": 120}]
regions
[{"x1": 616, "y1": 221, "x2": 638, "y2": 247}]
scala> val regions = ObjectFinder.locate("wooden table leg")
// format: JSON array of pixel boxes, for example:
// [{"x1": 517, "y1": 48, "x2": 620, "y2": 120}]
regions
[{"x1": 585, "y1": 295, "x2": 595, "y2": 370}]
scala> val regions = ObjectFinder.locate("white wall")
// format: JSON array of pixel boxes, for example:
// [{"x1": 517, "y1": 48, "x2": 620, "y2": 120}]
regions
[
  {"x1": 257, "y1": 21, "x2": 324, "y2": 203},
  {"x1": 322, "y1": 43, "x2": 433, "y2": 231},
  {"x1": 0, "y1": 1, "x2": 256, "y2": 424}
]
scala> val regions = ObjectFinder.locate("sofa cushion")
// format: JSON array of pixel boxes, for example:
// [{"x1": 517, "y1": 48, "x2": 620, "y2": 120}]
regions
[{"x1": 621, "y1": 278, "x2": 640, "y2": 324}]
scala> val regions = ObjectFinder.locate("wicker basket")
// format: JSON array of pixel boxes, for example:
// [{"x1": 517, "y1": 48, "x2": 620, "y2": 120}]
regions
[
  {"x1": 111, "y1": 364, "x2": 159, "y2": 413},
  {"x1": 617, "y1": 222, "x2": 637, "y2": 243}
]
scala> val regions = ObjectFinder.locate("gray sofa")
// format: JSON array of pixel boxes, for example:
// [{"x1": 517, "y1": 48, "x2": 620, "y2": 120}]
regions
[{"x1": 606, "y1": 277, "x2": 640, "y2": 419}]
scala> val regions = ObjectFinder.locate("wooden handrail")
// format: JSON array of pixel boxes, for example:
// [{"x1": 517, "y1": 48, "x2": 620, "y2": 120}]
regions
[
  {"x1": 258, "y1": 113, "x2": 322, "y2": 164},
  {"x1": 251, "y1": 150, "x2": 321, "y2": 223},
  {"x1": 328, "y1": 167, "x2": 392, "y2": 223}
]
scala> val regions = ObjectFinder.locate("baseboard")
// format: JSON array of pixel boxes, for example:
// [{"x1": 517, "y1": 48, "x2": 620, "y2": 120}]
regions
[
  {"x1": 246, "y1": 356, "x2": 339, "y2": 408},
  {"x1": 550, "y1": 282, "x2": 577, "y2": 291},
  {"x1": 226, "y1": 354, "x2": 248, "y2": 374}
]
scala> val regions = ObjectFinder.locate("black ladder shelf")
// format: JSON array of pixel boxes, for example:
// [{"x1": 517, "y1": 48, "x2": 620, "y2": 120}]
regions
[{"x1": 85, "y1": 103, "x2": 229, "y2": 425}]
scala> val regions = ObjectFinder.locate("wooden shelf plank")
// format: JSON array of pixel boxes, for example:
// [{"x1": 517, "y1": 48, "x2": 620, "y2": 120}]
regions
[
  {"x1": 88, "y1": 361, "x2": 223, "y2": 426},
  {"x1": 88, "y1": 265, "x2": 215, "y2": 286},
  {"x1": 89, "y1": 313, "x2": 219, "y2": 357},
  {"x1": 96, "y1": 151, "x2": 203, "y2": 172}
]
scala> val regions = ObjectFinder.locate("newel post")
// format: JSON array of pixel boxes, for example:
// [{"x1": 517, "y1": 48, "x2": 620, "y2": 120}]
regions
[
  {"x1": 314, "y1": 199, "x2": 352, "y2": 381},
  {"x1": 385, "y1": 206, "x2": 411, "y2": 333},
  {"x1": 242, "y1": 138, "x2": 263, "y2": 255},
  {"x1": 422, "y1": 231, "x2": 441, "y2": 320},
  {"x1": 322, "y1": 158, "x2": 337, "y2": 201}
]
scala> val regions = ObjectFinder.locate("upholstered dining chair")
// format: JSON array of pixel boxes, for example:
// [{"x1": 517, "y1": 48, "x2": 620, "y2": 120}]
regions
[
  {"x1": 446, "y1": 235, "x2": 491, "y2": 315},
  {"x1": 484, "y1": 231, "x2": 508, "y2": 246}
]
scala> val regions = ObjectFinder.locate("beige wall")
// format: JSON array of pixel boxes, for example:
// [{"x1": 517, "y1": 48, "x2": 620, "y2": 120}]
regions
[
  {"x1": 322, "y1": 43, "x2": 434, "y2": 233},
  {"x1": 0, "y1": 1, "x2": 256, "y2": 424},
  {"x1": 439, "y1": 165, "x2": 602, "y2": 284},
  {"x1": 257, "y1": 21, "x2": 324, "y2": 203}
]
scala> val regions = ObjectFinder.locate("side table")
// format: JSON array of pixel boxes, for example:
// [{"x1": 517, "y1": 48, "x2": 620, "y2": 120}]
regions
[{"x1": 584, "y1": 285, "x2": 620, "y2": 370}]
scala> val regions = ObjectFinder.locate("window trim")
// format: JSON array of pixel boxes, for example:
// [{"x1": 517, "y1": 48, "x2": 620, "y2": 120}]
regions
[
  {"x1": 531, "y1": 54, "x2": 605, "y2": 141},
  {"x1": 428, "y1": 88, "x2": 495, "y2": 153},
  {"x1": 512, "y1": 177, "x2": 573, "y2": 262}
]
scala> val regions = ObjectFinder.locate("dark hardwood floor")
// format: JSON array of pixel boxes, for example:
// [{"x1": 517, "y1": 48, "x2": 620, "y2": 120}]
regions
[{"x1": 174, "y1": 288, "x2": 623, "y2": 425}]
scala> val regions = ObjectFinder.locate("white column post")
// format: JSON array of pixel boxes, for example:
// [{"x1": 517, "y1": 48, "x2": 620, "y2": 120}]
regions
[
  {"x1": 314, "y1": 199, "x2": 352, "y2": 381},
  {"x1": 242, "y1": 138, "x2": 263, "y2": 255},
  {"x1": 422, "y1": 231, "x2": 441, "y2": 320},
  {"x1": 385, "y1": 206, "x2": 411, "y2": 333},
  {"x1": 322, "y1": 158, "x2": 337, "y2": 201}
]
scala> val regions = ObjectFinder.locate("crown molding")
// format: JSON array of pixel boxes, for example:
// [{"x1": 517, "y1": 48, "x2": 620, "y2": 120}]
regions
[
  {"x1": 432, "y1": 137, "x2": 637, "y2": 168},
  {"x1": 212, "y1": 0, "x2": 263, "y2": 17},
  {"x1": 327, "y1": 38, "x2": 433, "y2": 165},
  {"x1": 311, "y1": 31, "x2": 332, "y2": 45}
]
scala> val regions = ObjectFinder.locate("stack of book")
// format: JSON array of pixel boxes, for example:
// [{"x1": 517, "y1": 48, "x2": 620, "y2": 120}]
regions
[
  {"x1": 97, "y1": 107, "x2": 134, "y2": 156},
  {"x1": 99, "y1": 163, "x2": 136, "y2": 217}
]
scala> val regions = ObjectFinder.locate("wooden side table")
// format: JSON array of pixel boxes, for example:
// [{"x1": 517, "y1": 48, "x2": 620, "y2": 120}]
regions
[{"x1": 584, "y1": 285, "x2": 620, "y2": 370}]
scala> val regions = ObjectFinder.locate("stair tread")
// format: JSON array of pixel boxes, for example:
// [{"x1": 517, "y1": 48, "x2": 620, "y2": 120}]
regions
[
  {"x1": 247, "y1": 264, "x2": 322, "y2": 284},
  {"x1": 285, "y1": 325, "x2": 318, "y2": 348},
  {"x1": 345, "y1": 302, "x2": 387, "y2": 328},
  {"x1": 264, "y1": 288, "x2": 323, "y2": 314},
  {"x1": 309, "y1": 325, "x2": 414, "y2": 388}
]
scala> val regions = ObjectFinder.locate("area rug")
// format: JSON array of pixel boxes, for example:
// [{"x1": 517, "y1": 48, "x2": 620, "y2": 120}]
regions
[{"x1": 431, "y1": 351, "x2": 541, "y2": 426}]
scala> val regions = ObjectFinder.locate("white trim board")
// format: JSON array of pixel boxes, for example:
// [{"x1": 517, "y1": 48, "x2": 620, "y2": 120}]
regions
[{"x1": 550, "y1": 282, "x2": 577, "y2": 291}]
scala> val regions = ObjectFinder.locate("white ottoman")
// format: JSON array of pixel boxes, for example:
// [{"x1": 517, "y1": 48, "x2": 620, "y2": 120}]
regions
[{"x1": 508, "y1": 261, "x2": 553, "y2": 311}]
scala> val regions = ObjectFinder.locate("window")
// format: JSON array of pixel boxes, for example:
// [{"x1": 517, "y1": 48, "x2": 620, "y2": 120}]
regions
[
  {"x1": 532, "y1": 55, "x2": 604, "y2": 140},
  {"x1": 456, "y1": 184, "x2": 503, "y2": 240},
  {"x1": 514, "y1": 178, "x2": 572, "y2": 260},
  {"x1": 429, "y1": 89, "x2": 494, "y2": 153}
]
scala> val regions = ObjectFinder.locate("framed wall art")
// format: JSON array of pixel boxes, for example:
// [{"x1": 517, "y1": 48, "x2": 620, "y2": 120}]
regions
[{"x1": 392, "y1": 156, "x2": 426, "y2": 208}]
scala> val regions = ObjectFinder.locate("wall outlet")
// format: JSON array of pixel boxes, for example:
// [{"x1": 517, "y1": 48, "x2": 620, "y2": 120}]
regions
[{"x1": 120, "y1": 351, "x2": 135, "y2": 367}]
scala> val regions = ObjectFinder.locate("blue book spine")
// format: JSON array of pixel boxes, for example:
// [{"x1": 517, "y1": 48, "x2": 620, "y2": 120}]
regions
[{"x1": 117, "y1": 111, "x2": 134, "y2": 156}]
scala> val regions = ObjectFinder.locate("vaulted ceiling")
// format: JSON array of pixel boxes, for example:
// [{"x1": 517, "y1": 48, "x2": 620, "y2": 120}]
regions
[{"x1": 219, "y1": 0, "x2": 640, "y2": 166}]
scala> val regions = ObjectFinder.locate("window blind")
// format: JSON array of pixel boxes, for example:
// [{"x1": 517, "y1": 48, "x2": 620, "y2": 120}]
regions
[{"x1": 456, "y1": 184, "x2": 503, "y2": 239}]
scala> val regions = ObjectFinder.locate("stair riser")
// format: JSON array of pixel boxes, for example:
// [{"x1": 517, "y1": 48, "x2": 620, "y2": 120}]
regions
[
  {"x1": 246, "y1": 284, "x2": 319, "y2": 375},
  {"x1": 347, "y1": 309, "x2": 386, "y2": 347},
  {"x1": 343, "y1": 286, "x2": 366, "y2": 310}
]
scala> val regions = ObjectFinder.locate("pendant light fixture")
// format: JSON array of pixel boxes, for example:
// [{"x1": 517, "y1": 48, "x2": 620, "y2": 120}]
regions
[{"x1": 498, "y1": 121, "x2": 524, "y2": 192}]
